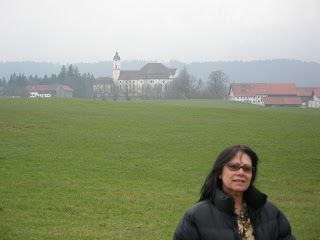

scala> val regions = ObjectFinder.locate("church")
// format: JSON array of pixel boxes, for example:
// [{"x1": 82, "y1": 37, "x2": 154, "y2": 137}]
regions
[{"x1": 93, "y1": 52, "x2": 178, "y2": 101}]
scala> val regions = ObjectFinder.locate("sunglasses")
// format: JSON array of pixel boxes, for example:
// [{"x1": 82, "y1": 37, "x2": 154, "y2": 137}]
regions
[{"x1": 225, "y1": 163, "x2": 255, "y2": 173}]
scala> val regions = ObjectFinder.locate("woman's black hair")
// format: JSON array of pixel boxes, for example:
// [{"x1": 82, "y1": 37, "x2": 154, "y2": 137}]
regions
[{"x1": 198, "y1": 145, "x2": 259, "y2": 202}]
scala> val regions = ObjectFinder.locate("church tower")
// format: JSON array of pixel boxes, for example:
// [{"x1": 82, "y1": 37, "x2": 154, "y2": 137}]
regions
[{"x1": 113, "y1": 52, "x2": 121, "y2": 82}]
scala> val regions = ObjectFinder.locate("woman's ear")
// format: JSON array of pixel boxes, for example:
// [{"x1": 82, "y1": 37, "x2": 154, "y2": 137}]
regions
[{"x1": 219, "y1": 173, "x2": 222, "y2": 179}]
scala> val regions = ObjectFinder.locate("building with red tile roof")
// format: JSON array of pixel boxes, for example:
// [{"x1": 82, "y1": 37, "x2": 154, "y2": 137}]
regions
[
  {"x1": 263, "y1": 97, "x2": 302, "y2": 107},
  {"x1": 296, "y1": 87, "x2": 319, "y2": 97},
  {"x1": 311, "y1": 89, "x2": 320, "y2": 108},
  {"x1": 230, "y1": 83, "x2": 297, "y2": 97},
  {"x1": 314, "y1": 89, "x2": 320, "y2": 98},
  {"x1": 229, "y1": 83, "x2": 301, "y2": 107},
  {"x1": 26, "y1": 84, "x2": 73, "y2": 98},
  {"x1": 296, "y1": 87, "x2": 320, "y2": 108}
]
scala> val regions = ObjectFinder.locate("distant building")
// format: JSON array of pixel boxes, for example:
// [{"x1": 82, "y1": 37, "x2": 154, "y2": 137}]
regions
[
  {"x1": 229, "y1": 83, "x2": 302, "y2": 107},
  {"x1": 26, "y1": 85, "x2": 73, "y2": 98},
  {"x1": 263, "y1": 97, "x2": 302, "y2": 107},
  {"x1": 296, "y1": 87, "x2": 320, "y2": 108},
  {"x1": 310, "y1": 89, "x2": 320, "y2": 108},
  {"x1": 93, "y1": 52, "x2": 178, "y2": 100}
]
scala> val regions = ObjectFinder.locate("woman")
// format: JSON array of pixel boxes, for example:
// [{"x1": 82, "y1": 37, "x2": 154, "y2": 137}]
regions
[{"x1": 173, "y1": 145, "x2": 295, "y2": 240}]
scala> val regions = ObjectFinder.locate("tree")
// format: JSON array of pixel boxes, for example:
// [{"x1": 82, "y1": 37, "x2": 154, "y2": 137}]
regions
[
  {"x1": 7, "y1": 73, "x2": 28, "y2": 96},
  {"x1": 0, "y1": 77, "x2": 7, "y2": 87},
  {"x1": 109, "y1": 83, "x2": 120, "y2": 101},
  {"x1": 164, "y1": 67, "x2": 202, "y2": 99},
  {"x1": 50, "y1": 74, "x2": 58, "y2": 84},
  {"x1": 42, "y1": 75, "x2": 49, "y2": 85},
  {"x1": 58, "y1": 65, "x2": 67, "y2": 84},
  {"x1": 206, "y1": 70, "x2": 229, "y2": 99},
  {"x1": 80, "y1": 73, "x2": 95, "y2": 99}
]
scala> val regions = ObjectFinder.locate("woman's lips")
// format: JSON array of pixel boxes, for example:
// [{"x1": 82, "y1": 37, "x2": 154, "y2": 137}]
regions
[{"x1": 233, "y1": 179, "x2": 245, "y2": 182}]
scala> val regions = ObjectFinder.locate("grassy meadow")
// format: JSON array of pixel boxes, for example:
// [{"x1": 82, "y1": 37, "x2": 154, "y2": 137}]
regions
[{"x1": 0, "y1": 98, "x2": 319, "y2": 239}]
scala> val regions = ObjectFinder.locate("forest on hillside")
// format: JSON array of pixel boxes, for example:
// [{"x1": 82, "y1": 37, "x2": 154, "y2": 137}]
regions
[
  {"x1": 0, "y1": 65, "x2": 95, "y2": 98},
  {"x1": 0, "y1": 59, "x2": 319, "y2": 87}
]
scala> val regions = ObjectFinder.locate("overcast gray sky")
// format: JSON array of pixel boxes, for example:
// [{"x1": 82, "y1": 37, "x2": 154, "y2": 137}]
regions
[{"x1": 1, "y1": 0, "x2": 319, "y2": 64}]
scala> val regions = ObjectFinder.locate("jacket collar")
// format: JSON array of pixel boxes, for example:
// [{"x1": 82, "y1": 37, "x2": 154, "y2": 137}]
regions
[
  {"x1": 244, "y1": 185, "x2": 267, "y2": 209},
  {"x1": 213, "y1": 185, "x2": 267, "y2": 214}
]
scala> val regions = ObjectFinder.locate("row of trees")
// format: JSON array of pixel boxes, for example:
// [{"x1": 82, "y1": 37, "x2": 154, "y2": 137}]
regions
[
  {"x1": 56, "y1": 65, "x2": 95, "y2": 98},
  {"x1": 1, "y1": 65, "x2": 229, "y2": 100},
  {"x1": 0, "y1": 65, "x2": 95, "y2": 98},
  {"x1": 163, "y1": 67, "x2": 229, "y2": 100}
]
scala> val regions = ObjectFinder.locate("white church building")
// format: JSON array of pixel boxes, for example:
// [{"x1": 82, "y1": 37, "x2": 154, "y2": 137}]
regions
[{"x1": 93, "y1": 52, "x2": 178, "y2": 100}]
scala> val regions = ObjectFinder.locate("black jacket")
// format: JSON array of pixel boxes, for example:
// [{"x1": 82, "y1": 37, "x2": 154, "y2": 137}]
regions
[{"x1": 173, "y1": 186, "x2": 295, "y2": 240}]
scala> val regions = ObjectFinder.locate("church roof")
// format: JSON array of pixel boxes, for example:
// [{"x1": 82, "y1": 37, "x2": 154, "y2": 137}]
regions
[
  {"x1": 140, "y1": 63, "x2": 174, "y2": 73},
  {"x1": 118, "y1": 63, "x2": 177, "y2": 80},
  {"x1": 94, "y1": 77, "x2": 114, "y2": 85},
  {"x1": 118, "y1": 71, "x2": 139, "y2": 80}
]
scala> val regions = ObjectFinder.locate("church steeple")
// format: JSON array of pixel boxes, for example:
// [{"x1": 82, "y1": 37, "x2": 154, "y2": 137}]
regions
[
  {"x1": 113, "y1": 52, "x2": 120, "y2": 82},
  {"x1": 113, "y1": 52, "x2": 120, "y2": 61}
]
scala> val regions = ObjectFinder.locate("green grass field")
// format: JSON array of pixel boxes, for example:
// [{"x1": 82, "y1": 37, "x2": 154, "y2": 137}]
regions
[{"x1": 0, "y1": 98, "x2": 319, "y2": 239}]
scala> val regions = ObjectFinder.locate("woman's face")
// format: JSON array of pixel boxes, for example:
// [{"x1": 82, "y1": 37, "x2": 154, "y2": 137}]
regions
[{"x1": 219, "y1": 151, "x2": 253, "y2": 197}]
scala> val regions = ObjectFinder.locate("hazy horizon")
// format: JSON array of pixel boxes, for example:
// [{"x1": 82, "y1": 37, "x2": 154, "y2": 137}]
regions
[
  {"x1": 0, "y1": 58, "x2": 320, "y2": 65},
  {"x1": 1, "y1": 0, "x2": 319, "y2": 64}
]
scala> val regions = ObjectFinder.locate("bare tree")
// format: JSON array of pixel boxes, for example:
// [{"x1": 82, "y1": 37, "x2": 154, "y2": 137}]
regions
[
  {"x1": 123, "y1": 84, "x2": 131, "y2": 101},
  {"x1": 138, "y1": 83, "x2": 149, "y2": 100},
  {"x1": 154, "y1": 83, "x2": 163, "y2": 100},
  {"x1": 164, "y1": 67, "x2": 202, "y2": 99},
  {"x1": 207, "y1": 70, "x2": 229, "y2": 99},
  {"x1": 110, "y1": 84, "x2": 120, "y2": 101}
]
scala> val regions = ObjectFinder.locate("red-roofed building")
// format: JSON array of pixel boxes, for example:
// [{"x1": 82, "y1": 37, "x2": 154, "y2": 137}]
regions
[
  {"x1": 229, "y1": 83, "x2": 299, "y2": 106},
  {"x1": 26, "y1": 85, "x2": 73, "y2": 98},
  {"x1": 297, "y1": 87, "x2": 320, "y2": 108},
  {"x1": 314, "y1": 89, "x2": 320, "y2": 98},
  {"x1": 309, "y1": 88, "x2": 320, "y2": 108},
  {"x1": 263, "y1": 97, "x2": 302, "y2": 107}
]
